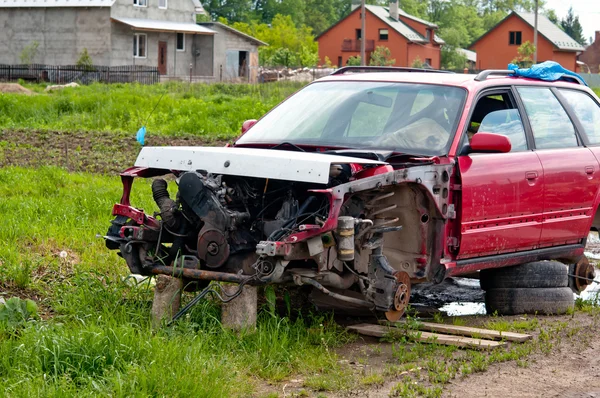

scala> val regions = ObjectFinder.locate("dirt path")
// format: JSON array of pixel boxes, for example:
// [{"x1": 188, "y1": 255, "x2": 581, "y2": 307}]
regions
[{"x1": 444, "y1": 320, "x2": 600, "y2": 398}]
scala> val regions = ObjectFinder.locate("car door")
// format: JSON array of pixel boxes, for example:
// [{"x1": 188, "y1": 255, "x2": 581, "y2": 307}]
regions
[
  {"x1": 516, "y1": 86, "x2": 599, "y2": 246},
  {"x1": 556, "y1": 88, "x2": 600, "y2": 232},
  {"x1": 457, "y1": 89, "x2": 544, "y2": 259}
]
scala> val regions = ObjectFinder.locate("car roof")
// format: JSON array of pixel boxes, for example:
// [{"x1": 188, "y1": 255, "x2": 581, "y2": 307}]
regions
[{"x1": 317, "y1": 71, "x2": 592, "y2": 93}]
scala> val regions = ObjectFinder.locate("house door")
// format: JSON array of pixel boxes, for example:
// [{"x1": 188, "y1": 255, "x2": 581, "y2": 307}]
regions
[{"x1": 158, "y1": 41, "x2": 167, "y2": 75}]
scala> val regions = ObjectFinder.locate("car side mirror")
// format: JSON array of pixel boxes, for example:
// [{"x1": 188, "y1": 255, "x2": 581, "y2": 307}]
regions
[
  {"x1": 469, "y1": 132, "x2": 511, "y2": 154},
  {"x1": 241, "y1": 119, "x2": 257, "y2": 134}
]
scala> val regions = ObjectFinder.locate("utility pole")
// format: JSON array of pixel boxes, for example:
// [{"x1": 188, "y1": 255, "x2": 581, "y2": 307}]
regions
[
  {"x1": 533, "y1": 0, "x2": 539, "y2": 63},
  {"x1": 360, "y1": 0, "x2": 366, "y2": 66}
]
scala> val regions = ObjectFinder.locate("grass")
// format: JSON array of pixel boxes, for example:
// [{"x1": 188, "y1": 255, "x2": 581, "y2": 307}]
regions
[
  {"x1": 0, "y1": 166, "x2": 352, "y2": 396},
  {"x1": 0, "y1": 81, "x2": 305, "y2": 139}
]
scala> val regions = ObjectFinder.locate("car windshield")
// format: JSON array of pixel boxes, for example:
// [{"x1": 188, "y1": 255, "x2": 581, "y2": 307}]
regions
[{"x1": 236, "y1": 81, "x2": 466, "y2": 156}]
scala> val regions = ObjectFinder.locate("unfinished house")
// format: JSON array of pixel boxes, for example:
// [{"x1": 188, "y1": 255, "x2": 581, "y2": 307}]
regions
[{"x1": 0, "y1": 0, "x2": 212, "y2": 78}]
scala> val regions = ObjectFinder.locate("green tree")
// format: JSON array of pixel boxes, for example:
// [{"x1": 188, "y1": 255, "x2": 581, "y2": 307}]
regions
[
  {"x1": 544, "y1": 8, "x2": 559, "y2": 25},
  {"x1": 511, "y1": 41, "x2": 535, "y2": 67},
  {"x1": 76, "y1": 48, "x2": 94, "y2": 71},
  {"x1": 411, "y1": 56, "x2": 425, "y2": 68},
  {"x1": 347, "y1": 55, "x2": 362, "y2": 66},
  {"x1": 202, "y1": 0, "x2": 252, "y2": 23},
  {"x1": 560, "y1": 6, "x2": 585, "y2": 45},
  {"x1": 230, "y1": 14, "x2": 318, "y2": 67},
  {"x1": 19, "y1": 41, "x2": 39, "y2": 65},
  {"x1": 369, "y1": 46, "x2": 396, "y2": 66}
]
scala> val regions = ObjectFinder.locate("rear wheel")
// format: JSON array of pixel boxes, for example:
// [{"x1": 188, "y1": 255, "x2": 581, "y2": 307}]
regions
[
  {"x1": 480, "y1": 261, "x2": 568, "y2": 290},
  {"x1": 485, "y1": 287, "x2": 574, "y2": 315}
]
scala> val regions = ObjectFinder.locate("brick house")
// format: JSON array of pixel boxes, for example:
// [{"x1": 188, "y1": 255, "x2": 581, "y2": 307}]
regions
[
  {"x1": 578, "y1": 32, "x2": 600, "y2": 73},
  {"x1": 469, "y1": 11, "x2": 584, "y2": 71},
  {"x1": 316, "y1": 1, "x2": 443, "y2": 68}
]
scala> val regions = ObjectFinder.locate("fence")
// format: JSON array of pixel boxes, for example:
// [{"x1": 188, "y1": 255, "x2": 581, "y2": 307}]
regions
[{"x1": 0, "y1": 64, "x2": 159, "y2": 85}]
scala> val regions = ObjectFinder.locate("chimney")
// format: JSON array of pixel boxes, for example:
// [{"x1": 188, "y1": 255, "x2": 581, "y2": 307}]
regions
[
  {"x1": 596, "y1": 31, "x2": 600, "y2": 44},
  {"x1": 389, "y1": 0, "x2": 399, "y2": 21},
  {"x1": 351, "y1": 0, "x2": 361, "y2": 11}
]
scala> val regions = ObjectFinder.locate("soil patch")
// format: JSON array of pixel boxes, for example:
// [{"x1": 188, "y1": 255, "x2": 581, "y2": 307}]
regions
[
  {"x1": 0, "y1": 129, "x2": 227, "y2": 174},
  {"x1": 0, "y1": 83, "x2": 33, "y2": 95}
]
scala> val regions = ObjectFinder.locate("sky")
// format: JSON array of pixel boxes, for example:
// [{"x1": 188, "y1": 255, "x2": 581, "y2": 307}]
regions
[{"x1": 543, "y1": 0, "x2": 600, "y2": 44}]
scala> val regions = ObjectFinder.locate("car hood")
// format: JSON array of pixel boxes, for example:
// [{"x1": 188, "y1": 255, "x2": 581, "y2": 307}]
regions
[{"x1": 135, "y1": 146, "x2": 386, "y2": 184}]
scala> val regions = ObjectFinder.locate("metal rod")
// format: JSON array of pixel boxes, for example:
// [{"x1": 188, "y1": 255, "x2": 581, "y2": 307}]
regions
[
  {"x1": 300, "y1": 277, "x2": 374, "y2": 308},
  {"x1": 533, "y1": 0, "x2": 539, "y2": 63},
  {"x1": 151, "y1": 265, "x2": 252, "y2": 284},
  {"x1": 360, "y1": 0, "x2": 366, "y2": 66}
]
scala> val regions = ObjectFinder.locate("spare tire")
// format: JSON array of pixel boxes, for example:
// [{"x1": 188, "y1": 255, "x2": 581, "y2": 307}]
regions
[
  {"x1": 480, "y1": 261, "x2": 568, "y2": 290},
  {"x1": 485, "y1": 287, "x2": 574, "y2": 315}
]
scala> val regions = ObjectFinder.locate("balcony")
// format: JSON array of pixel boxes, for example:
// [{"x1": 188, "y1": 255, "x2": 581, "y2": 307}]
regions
[{"x1": 341, "y1": 39, "x2": 375, "y2": 52}]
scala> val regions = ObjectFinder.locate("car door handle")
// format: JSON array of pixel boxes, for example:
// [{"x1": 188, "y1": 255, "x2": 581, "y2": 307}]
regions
[
  {"x1": 525, "y1": 171, "x2": 538, "y2": 180},
  {"x1": 585, "y1": 166, "x2": 595, "y2": 175}
]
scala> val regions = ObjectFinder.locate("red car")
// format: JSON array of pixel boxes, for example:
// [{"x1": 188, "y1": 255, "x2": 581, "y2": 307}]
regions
[{"x1": 105, "y1": 67, "x2": 598, "y2": 320}]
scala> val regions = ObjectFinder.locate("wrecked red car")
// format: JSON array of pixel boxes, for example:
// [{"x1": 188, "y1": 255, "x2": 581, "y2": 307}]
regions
[{"x1": 105, "y1": 67, "x2": 597, "y2": 319}]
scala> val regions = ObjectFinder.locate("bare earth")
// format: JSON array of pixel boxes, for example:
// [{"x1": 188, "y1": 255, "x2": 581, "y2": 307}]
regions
[{"x1": 444, "y1": 316, "x2": 600, "y2": 398}]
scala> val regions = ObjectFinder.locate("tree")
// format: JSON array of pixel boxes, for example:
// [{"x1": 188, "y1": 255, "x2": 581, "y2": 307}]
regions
[
  {"x1": 511, "y1": 41, "x2": 535, "y2": 68},
  {"x1": 369, "y1": 46, "x2": 395, "y2": 66},
  {"x1": 411, "y1": 56, "x2": 425, "y2": 68},
  {"x1": 560, "y1": 7, "x2": 585, "y2": 45},
  {"x1": 19, "y1": 41, "x2": 39, "y2": 65},
  {"x1": 202, "y1": 0, "x2": 252, "y2": 23},
  {"x1": 76, "y1": 48, "x2": 94, "y2": 71},
  {"x1": 544, "y1": 8, "x2": 559, "y2": 25},
  {"x1": 230, "y1": 14, "x2": 318, "y2": 67},
  {"x1": 347, "y1": 56, "x2": 362, "y2": 66}
]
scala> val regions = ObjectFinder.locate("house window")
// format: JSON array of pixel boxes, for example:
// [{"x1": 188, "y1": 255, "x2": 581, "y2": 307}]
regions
[
  {"x1": 426, "y1": 29, "x2": 431, "y2": 40},
  {"x1": 379, "y1": 29, "x2": 389, "y2": 41},
  {"x1": 158, "y1": 0, "x2": 167, "y2": 8},
  {"x1": 133, "y1": 33, "x2": 147, "y2": 58},
  {"x1": 509, "y1": 31, "x2": 522, "y2": 45},
  {"x1": 176, "y1": 33, "x2": 185, "y2": 51},
  {"x1": 133, "y1": 0, "x2": 147, "y2": 7},
  {"x1": 338, "y1": 56, "x2": 343, "y2": 67},
  {"x1": 356, "y1": 29, "x2": 362, "y2": 40},
  {"x1": 425, "y1": 58, "x2": 432, "y2": 66}
]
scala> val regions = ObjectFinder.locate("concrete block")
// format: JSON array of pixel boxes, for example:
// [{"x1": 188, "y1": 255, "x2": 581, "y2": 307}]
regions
[
  {"x1": 151, "y1": 274, "x2": 183, "y2": 329},
  {"x1": 221, "y1": 284, "x2": 257, "y2": 331}
]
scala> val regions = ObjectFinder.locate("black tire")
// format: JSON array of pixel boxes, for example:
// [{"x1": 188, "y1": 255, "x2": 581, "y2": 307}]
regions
[
  {"x1": 485, "y1": 287, "x2": 574, "y2": 315},
  {"x1": 480, "y1": 261, "x2": 568, "y2": 290}
]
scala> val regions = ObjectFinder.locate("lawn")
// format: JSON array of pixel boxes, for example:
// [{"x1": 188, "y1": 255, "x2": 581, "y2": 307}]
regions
[
  {"x1": 0, "y1": 166, "x2": 350, "y2": 397},
  {"x1": 0, "y1": 83, "x2": 599, "y2": 397},
  {"x1": 0, "y1": 81, "x2": 305, "y2": 140}
]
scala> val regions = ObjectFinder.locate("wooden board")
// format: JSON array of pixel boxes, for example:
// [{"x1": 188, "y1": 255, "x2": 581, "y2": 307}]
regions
[
  {"x1": 383, "y1": 321, "x2": 532, "y2": 343},
  {"x1": 347, "y1": 323, "x2": 507, "y2": 350}
]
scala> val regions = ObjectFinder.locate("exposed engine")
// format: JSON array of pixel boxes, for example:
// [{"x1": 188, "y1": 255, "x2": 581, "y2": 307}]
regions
[{"x1": 105, "y1": 147, "x2": 454, "y2": 321}]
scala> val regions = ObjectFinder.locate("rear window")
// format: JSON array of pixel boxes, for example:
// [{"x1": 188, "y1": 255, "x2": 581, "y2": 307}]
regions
[{"x1": 558, "y1": 89, "x2": 600, "y2": 145}]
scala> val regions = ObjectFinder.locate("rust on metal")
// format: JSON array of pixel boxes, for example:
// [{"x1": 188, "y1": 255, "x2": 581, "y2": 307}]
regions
[{"x1": 385, "y1": 271, "x2": 411, "y2": 322}]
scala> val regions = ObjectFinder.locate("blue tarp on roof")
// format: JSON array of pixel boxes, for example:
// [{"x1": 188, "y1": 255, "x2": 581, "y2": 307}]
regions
[{"x1": 507, "y1": 61, "x2": 587, "y2": 86}]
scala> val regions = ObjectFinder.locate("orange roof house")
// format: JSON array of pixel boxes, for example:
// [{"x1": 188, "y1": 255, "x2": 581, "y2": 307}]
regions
[
  {"x1": 469, "y1": 11, "x2": 585, "y2": 71},
  {"x1": 316, "y1": 1, "x2": 443, "y2": 68}
]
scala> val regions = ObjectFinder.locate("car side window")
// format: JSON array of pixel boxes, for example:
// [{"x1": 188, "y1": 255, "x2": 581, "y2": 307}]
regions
[
  {"x1": 478, "y1": 109, "x2": 528, "y2": 152},
  {"x1": 558, "y1": 89, "x2": 600, "y2": 145},
  {"x1": 462, "y1": 92, "x2": 527, "y2": 152},
  {"x1": 517, "y1": 87, "x2": 578, "y2": 149}
]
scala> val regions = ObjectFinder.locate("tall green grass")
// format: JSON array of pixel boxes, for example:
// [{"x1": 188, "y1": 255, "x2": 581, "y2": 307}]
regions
[
  {"x1": 0, "y1": 166, "x2": 349, "y2": 396},
  {"x1": 0, "y1": 82, "x2": 305, "y2": 139}
]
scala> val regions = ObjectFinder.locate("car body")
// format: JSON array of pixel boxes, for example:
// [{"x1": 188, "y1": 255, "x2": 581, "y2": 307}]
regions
[{"x1": 105, "y1": 67, "x2": 599, "y2": 319}]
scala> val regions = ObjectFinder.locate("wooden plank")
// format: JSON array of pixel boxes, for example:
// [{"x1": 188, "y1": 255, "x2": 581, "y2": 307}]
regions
[
  {"x1": 382, "y1": 321, "x2": 532, "y2": 343},
  {"x1": 347, "y1": 323, "x2": 507, "y2": 350}
]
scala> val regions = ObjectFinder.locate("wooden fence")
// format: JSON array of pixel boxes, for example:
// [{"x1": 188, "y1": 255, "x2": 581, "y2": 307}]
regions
[{"x1": 0, "y1": 64, "x2": 159, "y2": 85}]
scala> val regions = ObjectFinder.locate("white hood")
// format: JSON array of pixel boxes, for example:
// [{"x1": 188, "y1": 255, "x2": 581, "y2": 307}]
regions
[{"x1": 135, "y1": 146, "x2": 385, "y2": 184}]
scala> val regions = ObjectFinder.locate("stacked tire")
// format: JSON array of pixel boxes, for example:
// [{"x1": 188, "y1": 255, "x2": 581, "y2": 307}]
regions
[{"x1": 480, "y1": 261, "x2": 574, "y2": 315}]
